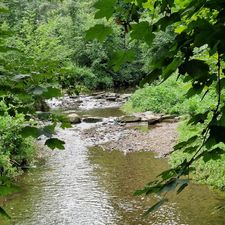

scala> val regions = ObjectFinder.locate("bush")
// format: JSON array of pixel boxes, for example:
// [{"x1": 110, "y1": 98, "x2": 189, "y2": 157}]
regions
[
  {"x1": 122, "y1": 75, "x2": 216, "y2": 115},
  {"x1": 0, "y1": 103, "x2": 35, "y2": 180},
  {"x1": 59, "y1": 64, "x2": 113, "y2": 93}
]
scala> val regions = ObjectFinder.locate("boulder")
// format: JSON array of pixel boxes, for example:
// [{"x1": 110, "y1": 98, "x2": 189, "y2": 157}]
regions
[
  {"x1": 161, "y1": 115, "x2": 180, "y2": 123},
  {"x1": 132, "y1": 112, "x2": 161, "y2": 122},
  {"x1": 118, "y1": 115, "x2": 142, "y2": 123},
  {"x1": 92, "y1": 91, "x2": 105, "y2": 96},
  {"x1": 69, "y1": 95, "x2": 78, "y2": 99},
  {"x1": 67, "y1": 113, "x2": 81, "y2": 124},
  {"x1": 106, "y1": 96, "x2": 117, "y2": 101},
  {"x1": 119, "y1": 94, "x2": 132, "y2": 100},
  {"x1": 82, "y1": 117, "x2": 103, "y2": 123}
]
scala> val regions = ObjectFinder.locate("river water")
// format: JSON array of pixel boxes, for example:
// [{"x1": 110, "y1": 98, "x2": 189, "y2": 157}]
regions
[{"x1": 1, "y1": 105, "x2": 225, "y2": 225}]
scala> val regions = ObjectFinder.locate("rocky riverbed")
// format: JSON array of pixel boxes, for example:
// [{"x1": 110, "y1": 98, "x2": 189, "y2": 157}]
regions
[
  {"x1": 81, "y1": 121, "x2": 178, "y2": 157},
  {"x1": 47, "y1": 92, "x2": 179, "y2": 157}
]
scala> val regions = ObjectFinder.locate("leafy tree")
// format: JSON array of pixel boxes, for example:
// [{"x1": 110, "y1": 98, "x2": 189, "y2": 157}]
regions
[{"x1": 87, "y1": 0, "x2": 225, "y2": 213}]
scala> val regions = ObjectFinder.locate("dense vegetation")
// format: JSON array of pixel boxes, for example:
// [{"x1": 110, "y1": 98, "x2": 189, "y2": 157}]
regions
[
  {"x1": 1, "y1": 0, "x2": 225, "y2": 218},
  {"x1": 123, "y1": 75, "x2": 216, "y2": 115},
  {"x1": 0, "y1": 0, "x2": 148, "y2": 179}
]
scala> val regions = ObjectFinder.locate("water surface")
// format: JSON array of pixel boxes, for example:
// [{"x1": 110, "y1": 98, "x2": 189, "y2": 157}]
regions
[{"x1": 1, "y1": 106, "x2": 225, "y2": 225}]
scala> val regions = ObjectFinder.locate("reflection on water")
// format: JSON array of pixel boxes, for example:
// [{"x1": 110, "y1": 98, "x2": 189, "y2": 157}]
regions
[
  {"x1": 88, "y1": 147, "x2": 225, "y2": 225},
  {"x1": 76, "y1": 107, "x2": 125, "y2": 118},
  {"x1": 1, "y1": 129, "x2": 225, "y2": 225}
]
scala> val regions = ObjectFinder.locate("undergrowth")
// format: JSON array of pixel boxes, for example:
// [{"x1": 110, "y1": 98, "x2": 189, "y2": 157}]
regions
[
  {"x1": 122, "y1": 75, "x2": 216, "y2": 115},
  {"x1": 0, "y1": 102, "x2": 36, "y2": 181}
]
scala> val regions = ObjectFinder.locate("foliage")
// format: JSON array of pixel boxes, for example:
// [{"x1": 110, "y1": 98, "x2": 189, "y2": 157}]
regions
[
  {"x1": 123, "y1": 75, "x2": 216, "y2": 115},
  {"x1": 87, "y1": 0, "x2": 225, "y2": 214},
  {"x1": 170, "y1": 121, "x2": 225, "y2": 190},
  {"x1": 0, "y1": 102, "x2": 35, "y2": 180}
]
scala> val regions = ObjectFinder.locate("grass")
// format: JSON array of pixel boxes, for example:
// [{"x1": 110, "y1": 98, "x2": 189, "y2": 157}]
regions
[{"x1": 169, "y1": 121, "x2": 225, "y2": 190}]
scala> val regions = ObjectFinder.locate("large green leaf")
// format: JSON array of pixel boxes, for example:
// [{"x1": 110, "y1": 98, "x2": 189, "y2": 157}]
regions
[
  {"x1": 162, "y1": 56, "x2": 183, "y2": 80},
  {"x1": 179, "y1": 59, "x2": 210, "y2": 80},
  {"x1": 21, "y1": 126, "x2": 41, "y2": 138},
  {"x1": 86, "y1": 24, "x2": 113, "y2": 42},
  {"x1": 202, "y1": 147, "x2": 225, "y2": 162},
  {"x1": 110, "y1": 49, "x2": 136, "y2": 71},
  {"x1": 45, "y1": 138, "x2": 65, "y2": 150},
  {"x1": 130, "y1": 21, "x2": 154, "y2": 45},
  {"x1": 94, "y1": 0, "x2": 116, "y2": 20},
  {"x1": 0, "y1": 207, "x2": 10, "y2": 219},
  {"x1": 43, "y1": 87, "x2": 62, "y2": 99}
]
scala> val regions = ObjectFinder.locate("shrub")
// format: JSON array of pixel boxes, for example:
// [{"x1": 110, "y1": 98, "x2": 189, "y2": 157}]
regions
[
  {"x1": 0, "y1": 103, "x2": 35, "y2": 180},
  {"x1": 122, "y1": 75, "x2": 216, "y2": 115}
]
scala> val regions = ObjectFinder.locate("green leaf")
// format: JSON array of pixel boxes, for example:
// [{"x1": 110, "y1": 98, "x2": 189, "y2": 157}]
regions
[
  {"x1": 177, "y1": 182, "x2": 188, "y2": 194},
  {"x1": 187, "y1": 111, "x2": 209, "y2": 125},
  {"x1": 94, "y1": 0, "x2": 116, "y2": 20},
  {"x1": 209, "y1": 125, "x2": 225, "y2": 143},
  {"x1": 202, "y1": 147, "x2": 225, "y2": 162},
  {"x1": 174, "y1": 135, "x2": 199, "y2": 150},
  {"x1": 159, "y1": 178, "x2": 177, "y2": 194},
  {"x1": 0, "y1": 207, "x2": 10, "y2": 219},
  {"x1": 183, "y1": 145, "x2": 198, "y2": 153},
  {"x1": 179, "y1": 59, "x2": 210, "y2": 81},
  {"x1": 86, "y1": 24, "x2": 113, "y2": 42},
  {"x1": 42, "y1": 124, "x2": 56, "y2": 138},
  {"x1": 12, "y1": 74, "x2": 31, "y2": 82},
  {"x1": 162, "y1": 56, "x2": 183, "y2": 80},
  {"x1": 36, "y1": 112, "x2": 51, "y2": 121},
  {"x1": 155, "y1": 13, "x2": 181, "y2": 31},
  {"x1": 157, "y1": 168, "x2": 177, "y2": 180},
  {"x1": 43, "y1": 87, "x2": 62, "y2": 99},
  {"x1": 21, "y1": 126, "x2": 40, "y2": 138},
  {"x1": 45, "y1": 138, "x2": 65, "y2": 150},
  {"x1": 144, "y1": 198, "x2": 168, "y2": 216},
  {"x1": 31, "y1": 86, "x2": 46, "y2": 96},
  {"x1": 110, "y1": 49, "x2": 136, "y2": 71},
  {"x1": 130, "y1": 22, "x2": 154, "y2": 45},
  {"x1": 140, "y1": 69, "x2": 162, "y2": 86}
]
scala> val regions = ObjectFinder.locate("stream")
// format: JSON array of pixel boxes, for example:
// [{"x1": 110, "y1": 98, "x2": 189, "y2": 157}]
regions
[{"x1": 1, "y1": 94, "x2": 225, "y2": 225}]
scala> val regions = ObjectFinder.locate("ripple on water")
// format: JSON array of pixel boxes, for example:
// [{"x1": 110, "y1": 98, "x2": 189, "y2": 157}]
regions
[{"x1": 2, "y1": 119, "x2": 225, "y2": 225}]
